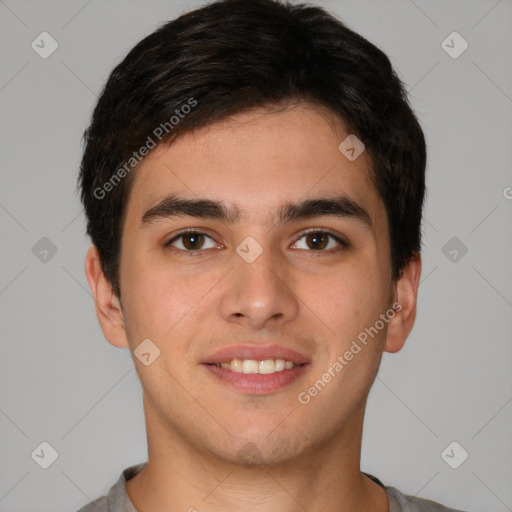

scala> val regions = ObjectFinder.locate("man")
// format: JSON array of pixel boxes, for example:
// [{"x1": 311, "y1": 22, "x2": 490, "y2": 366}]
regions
[{"x1": 77, "y1": 0, "x2": 466, "y2": 510}]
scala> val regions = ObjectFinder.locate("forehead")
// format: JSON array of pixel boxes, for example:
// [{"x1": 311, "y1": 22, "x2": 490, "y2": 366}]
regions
[{"x1": 125, "y1": 104, "x2": 384, "y2": 230}]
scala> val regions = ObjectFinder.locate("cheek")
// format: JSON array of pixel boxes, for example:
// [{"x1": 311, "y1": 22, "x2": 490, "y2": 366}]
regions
[
  {"x1": 306, "y1": 261, "x2": 382, "y2": 322},
  {"x1": 119, "y1": 249, "x2": 173, "y2": 339},
  {"x1": 120, "y1": 253, "x2": 221, "y2": 343},
  {"x1": 299, "y1": 259, "x2": 390, "y2": 364}
]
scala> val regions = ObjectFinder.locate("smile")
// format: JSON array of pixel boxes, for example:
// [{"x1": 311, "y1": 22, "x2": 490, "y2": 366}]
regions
[
  {"x1": 211, "y1": 358, "x2": 299, "y2": 374},
  {"x1": 202, "y1": 360, "x2": 310, "y2": 394}
]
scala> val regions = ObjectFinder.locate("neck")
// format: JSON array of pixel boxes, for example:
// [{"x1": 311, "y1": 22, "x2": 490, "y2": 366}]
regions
[{"x1": 126, "y1": 393, "x2": 389, "y2": 512}]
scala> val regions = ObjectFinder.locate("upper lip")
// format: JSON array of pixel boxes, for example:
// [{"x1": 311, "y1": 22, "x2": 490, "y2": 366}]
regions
[{"x1": 202, "y1": 344, "x2": 311, "y2": 365}]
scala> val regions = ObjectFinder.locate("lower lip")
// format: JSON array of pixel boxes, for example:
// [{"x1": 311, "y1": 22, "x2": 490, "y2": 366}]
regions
[{"x1": 201, "y1": 363, "x2": 310, "y2": 395}]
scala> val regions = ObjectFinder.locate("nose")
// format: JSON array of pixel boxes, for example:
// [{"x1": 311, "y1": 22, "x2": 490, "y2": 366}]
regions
[{"x1": 219, "y1": 241, "x2": 300, "y2": 330}]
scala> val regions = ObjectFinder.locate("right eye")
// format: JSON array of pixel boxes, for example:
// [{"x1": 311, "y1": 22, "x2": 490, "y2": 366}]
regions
[{"x1": 165, "y1": 230, "x2": 220, "y2": 255}]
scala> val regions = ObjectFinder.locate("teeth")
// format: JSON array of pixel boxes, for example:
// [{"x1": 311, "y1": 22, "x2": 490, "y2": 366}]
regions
[
  {"x1": 212, "y1": 358, "x2": 299, "y2": 374},
  {"x1": 258, "y1": 359, "x2": 275, "y2": 374},
  {"x1": 274, "y1": 359, "x2": 285, "y2": 371},
  {"x1": 242, "y1": 359, "x2": 259, "y2": 374}
]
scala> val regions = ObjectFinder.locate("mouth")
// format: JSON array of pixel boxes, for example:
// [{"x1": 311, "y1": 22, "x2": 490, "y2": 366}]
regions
[
  {"x1": 207, "y1": 358, "x2": 303, "y2": 373},
  {"x1": 200, "y1": 344, "x2": 311, "y2": 395}
]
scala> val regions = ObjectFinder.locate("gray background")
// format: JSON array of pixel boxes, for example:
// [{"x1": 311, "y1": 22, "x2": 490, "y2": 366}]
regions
[{"x1": 0, "y1": 0, "x2": 511, "y2": 511}]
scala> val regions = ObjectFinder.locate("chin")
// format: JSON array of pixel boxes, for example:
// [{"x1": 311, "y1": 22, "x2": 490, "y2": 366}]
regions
[{"x1": 206, "y1": 434, "x2": 310, "y2": 468}]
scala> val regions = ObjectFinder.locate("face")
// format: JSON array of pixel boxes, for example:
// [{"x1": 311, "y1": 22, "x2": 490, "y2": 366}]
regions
[{"x1": 87, "y1": 103, "x2": 420, "y2": 465}]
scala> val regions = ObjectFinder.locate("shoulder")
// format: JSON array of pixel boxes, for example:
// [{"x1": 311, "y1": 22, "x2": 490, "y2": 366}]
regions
[
  {"x1": 363, "y1": 472, "x2": 467, "y2": 512},
  {"x1": 74, "y1": 495, "x2": 108, "y2": 512},
  {"x1": 385, "y1": 485, "x2": 468, "y2": 512},
  {"x1": 72, "y1": 462, "x2": 146, "y2": 512}
]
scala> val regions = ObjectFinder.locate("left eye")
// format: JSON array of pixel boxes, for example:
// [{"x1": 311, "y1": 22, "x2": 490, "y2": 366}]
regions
[{"x1": 292, "y1": 231, "x2": 347, "y2": 252}]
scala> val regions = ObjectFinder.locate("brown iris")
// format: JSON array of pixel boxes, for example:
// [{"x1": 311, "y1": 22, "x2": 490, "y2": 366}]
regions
[
  {"x1": 182, "y1": 232, "x2": 206, "y2": 250},
  {"x1": 304, "y1": 232, "x2": 329, "y2": 250}
]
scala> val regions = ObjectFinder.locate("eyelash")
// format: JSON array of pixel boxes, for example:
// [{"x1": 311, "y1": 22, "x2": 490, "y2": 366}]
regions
[{"x1": 164, "y1": 228, "x2": 350, "y2": 257}]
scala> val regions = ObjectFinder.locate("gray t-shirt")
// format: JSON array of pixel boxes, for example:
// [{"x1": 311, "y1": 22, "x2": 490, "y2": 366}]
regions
[{"x1": 75, "y1": 463, "x2": 467, "y2": 512}]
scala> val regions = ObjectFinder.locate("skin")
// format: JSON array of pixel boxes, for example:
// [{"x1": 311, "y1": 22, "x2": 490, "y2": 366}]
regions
[{"x1": 85, "y1": 103, "x2": 421, "y2": 512}]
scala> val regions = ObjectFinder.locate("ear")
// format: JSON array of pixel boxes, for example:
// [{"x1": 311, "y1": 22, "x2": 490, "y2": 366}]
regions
[
  {"x1": 84, "y1": 245, "x2": 129, "y2": 349},
  {"x1": 384, "y1": 252, "x2": 422, "y2": 354}
]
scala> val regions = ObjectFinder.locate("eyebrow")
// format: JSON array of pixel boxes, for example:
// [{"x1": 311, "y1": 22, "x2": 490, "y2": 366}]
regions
[{"x1": 141, "y1": 193, "x2": 373, "y2": 230}]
